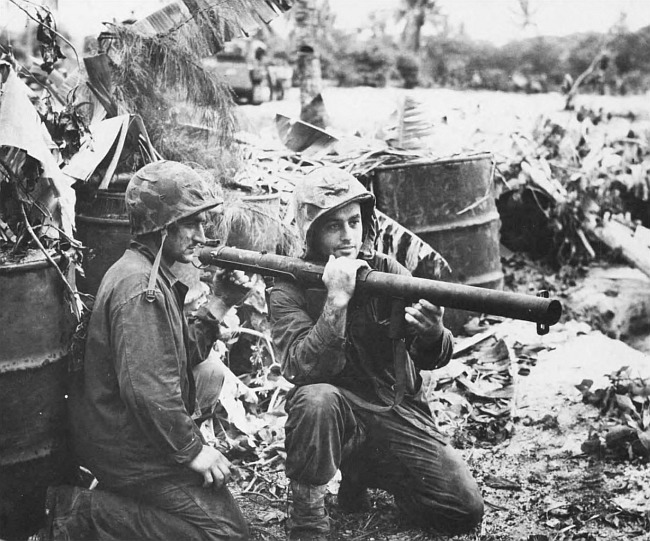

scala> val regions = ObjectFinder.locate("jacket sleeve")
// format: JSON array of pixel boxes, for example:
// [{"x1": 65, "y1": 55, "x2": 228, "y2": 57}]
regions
[
  {"x1": 409, "y1": 328, "x2": 454, "y2": 371},
  {"x1": 269, "y1": 282, "x2": 347, "y2": 385},
  {"x1": 186, "y1": 314, "x2": 220, "y2": 369},
  {"x1": 380, "y1": 255, "x2": 454, "y2": 371},
  {"x1": 111, "y1": 292, "x2": 203, "y2": 465}
]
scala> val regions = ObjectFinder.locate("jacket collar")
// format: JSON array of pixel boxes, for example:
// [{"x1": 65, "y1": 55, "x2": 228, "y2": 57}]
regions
[{"x1": 129, "y1": 239, "x2": 179, "y2": 289}]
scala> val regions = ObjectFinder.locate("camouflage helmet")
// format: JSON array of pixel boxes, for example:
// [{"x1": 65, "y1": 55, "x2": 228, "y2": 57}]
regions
[
  {"x1": 294, "y1": 167, "x2": 376, "y2": 259},
  {"x1": 125, "y1": 161, "x2": 223, "y2": 236}
]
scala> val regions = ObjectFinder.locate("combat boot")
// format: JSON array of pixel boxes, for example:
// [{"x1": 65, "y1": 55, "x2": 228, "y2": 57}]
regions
[
  {"x1": 287, "y1": 480, "x2": 330, "y2": 541},
  {"x1": 34, "y1": 485, "x2": 94, "y2": 541}
]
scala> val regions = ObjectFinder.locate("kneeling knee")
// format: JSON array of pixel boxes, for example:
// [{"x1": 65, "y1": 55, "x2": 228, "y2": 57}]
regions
[
  {"x1": 452, "y1": 493, "x2": 484, "y2": 532},
  {"x1": 399, "y1": 490, "x2": 484, "y2": 535},
  {"x1": 290, "y1": 384, "x2": 341, "y2": 419}
]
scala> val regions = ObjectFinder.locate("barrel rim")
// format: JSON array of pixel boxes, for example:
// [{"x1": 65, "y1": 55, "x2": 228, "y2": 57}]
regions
[
  {"x1": 224, "y1": 186, "x2": 281, "y2": 203},
  {"x1": 241, "y1": 193, "x2": 282, "y2": 203},
  {"x1": 373, "y1": 151, "x2": 494, "y2": 172},
  {"x1": 92, "y1": 188, "x2": 127, "y2": 197},
  {"x1": 0, "y1": 349, "x2": 69, "y2": 374},
  {"x1": 0, "y1": 253, "x2": 62, "y2": 274},
  {"x1": 76, "y1": 215, "x2": 130, "y2": 225},
  {"x1": 546, "y1": 299, "x2": 563, "y2": 325},
  {"x1": 411, "y1": 211, "x2": 501, "y2": 235},
  {"x1": 0, "y1": 439, "x2": 67, "y2": 466}
]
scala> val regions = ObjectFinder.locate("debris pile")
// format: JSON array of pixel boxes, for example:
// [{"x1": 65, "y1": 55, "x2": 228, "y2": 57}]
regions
[
  {"x1": 496, "y1": 107, "x2": 650, "y2": 271},
  {"x1": 432, "y1": 333, "x2": 518, "y2": 446},
  {"x1": 578, "y1": 366, "x2": 650, "y2": 462}
]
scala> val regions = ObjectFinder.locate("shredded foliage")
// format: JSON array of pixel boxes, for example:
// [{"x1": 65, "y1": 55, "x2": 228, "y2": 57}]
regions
[
  {"x1": 156, "y1": 127, "x2": 243, "y2": 174},
  {"x1": 497, "y1": 108, "x2": 650, "y2": 267},
  {"x1": 105, "y1": 23, "x2": 236, "y2": 149},
  {"x1": 208, "y1": 190, "x2": 302, "y2": 256},
  {"x1": 39, "y1": 97, "x2": 89, "y2": 162},
  {"x1": 100, "y1": 0, "x2": 296, "y2": 150},
  {"x1": 167, "y1": 0, "x2": 296, "y2": 54}
]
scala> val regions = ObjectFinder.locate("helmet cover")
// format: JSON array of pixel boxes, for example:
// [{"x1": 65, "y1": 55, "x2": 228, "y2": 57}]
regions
[
  {"x1": 294, "y1": 166, "x2": 376, "y2": 259},
  {"x1": 125, "y1": 161, "x2": 223, "y2": 236}
]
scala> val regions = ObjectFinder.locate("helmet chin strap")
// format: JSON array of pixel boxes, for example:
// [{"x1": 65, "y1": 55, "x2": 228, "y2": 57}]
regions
[{"x1": 146, "y1": 227, "x2": 168, "y2": 302}]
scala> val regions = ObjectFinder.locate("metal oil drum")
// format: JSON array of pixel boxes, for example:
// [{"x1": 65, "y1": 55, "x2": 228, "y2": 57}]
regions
[
  {"x1": 0, "y1": 256, "x2": 76, "y2": 539},
  {"x1": 371, "y1": 153, "x2": 502, "y2": 333},
  {"x1": 75, "y1": 189, "x2": 131, "y2": 296}
]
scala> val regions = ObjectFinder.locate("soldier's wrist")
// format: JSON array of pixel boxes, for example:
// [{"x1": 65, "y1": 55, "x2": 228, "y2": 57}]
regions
[{"x1": 326, "y1": 293, "x2": 350, "y2": 309}]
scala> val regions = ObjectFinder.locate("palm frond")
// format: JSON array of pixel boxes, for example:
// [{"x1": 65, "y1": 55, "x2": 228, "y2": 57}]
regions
[
  {"x1": 106, "y1": 23, "x2": 236, "y2": 148},
  {"x1": 132, "y1": 0, "x2": 295, "y2": 54},
  {"x1": 102, "y1": 1, "x2": 295, "y2": 152},
  {"x1": 385, "y1": 94, "x2": 435, "y2": 150},
  {"x1": 207, "y1": 190, "x2": 301, "y2": 255}
]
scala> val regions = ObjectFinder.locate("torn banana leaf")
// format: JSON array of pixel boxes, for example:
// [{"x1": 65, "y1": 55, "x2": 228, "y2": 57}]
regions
[{"x1": 275, "y1": 114, "x2": 338, "y2": 157}]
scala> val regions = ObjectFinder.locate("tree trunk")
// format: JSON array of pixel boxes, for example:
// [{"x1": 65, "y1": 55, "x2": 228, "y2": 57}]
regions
[
  {"x1": 564, "y1": 51, "x2": 608, "y2": 110},
  {"x1": 584, "y1": 217, "x2": 650, "y2": 280},
  {"x1": 294, "y1": 0, "x2": 328, "y2": 128},
  {"x1": 402, "y1": 0, "x2": 426, "y2": 53}
]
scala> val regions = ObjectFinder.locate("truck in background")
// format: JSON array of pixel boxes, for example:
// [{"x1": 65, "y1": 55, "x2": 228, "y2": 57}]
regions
[{"x1": 203, "y1": 38, "x2": 292, "y2": 105}]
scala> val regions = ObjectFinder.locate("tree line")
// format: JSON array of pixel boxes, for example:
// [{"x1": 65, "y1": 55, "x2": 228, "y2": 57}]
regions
[{"x1": 270, "y1": 20, "x2": 650, "y2": 94}]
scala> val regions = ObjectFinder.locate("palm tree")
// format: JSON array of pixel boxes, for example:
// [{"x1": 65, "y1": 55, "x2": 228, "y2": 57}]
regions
[
  {"x1": 292, "y1": 0, "x2": 329, "y2": 128},
  {"x1": 398, "y1": 0, "x2": 440, "y2": 53},
  {"x1": 96, "y1": 0, "x2": 295, "y2": 148},
  {"x1": 510, "y1": 0, "x2": 539, "y2": 41}
]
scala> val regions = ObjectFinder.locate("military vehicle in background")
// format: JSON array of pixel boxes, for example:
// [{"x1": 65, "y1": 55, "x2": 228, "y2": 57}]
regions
[{"x1": 203, "y1": 38, "x2": 292, "y2": 105}]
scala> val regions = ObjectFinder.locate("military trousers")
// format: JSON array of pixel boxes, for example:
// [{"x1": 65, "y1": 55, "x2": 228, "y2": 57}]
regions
[
  {"x1": 284, "y1": 383, "x2": 484, "y2": 535},
  {"x1": 49, "y1": 473, "x2": 248, "y2": 541}
]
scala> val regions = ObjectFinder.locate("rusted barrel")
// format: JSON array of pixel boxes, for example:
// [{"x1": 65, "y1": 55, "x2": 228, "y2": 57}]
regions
[
  {"x1": 0, "y1": 256, "x2": 76, "y2": 540},
  {"x1": 75, "y1": 189, "x2": 131, "y2": 296},
  {"x1": 371, "y1": 153, "x2": 502, "y2": 333}
]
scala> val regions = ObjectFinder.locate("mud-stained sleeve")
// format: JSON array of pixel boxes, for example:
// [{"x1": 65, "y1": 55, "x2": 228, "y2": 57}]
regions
[
  {"x1": 409, "y1": 327, "x2": 454, "y2": 371},
  {"x1": 269, "y1": 282, "x2": 347, "y2": 385},
  {"x1": 379, "y1": 255, "x2": 454, "y2": 370}
]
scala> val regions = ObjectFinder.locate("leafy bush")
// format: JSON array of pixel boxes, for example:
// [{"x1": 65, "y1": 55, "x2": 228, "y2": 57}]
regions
[
  {"x1": 619, "y1": 69, "x2": 650, "y2": 94},
  {"x1": 326, "y1": 38, "x2": 395, "y2": 87},
  {"x1": 420, "y1": 25, "x2": 650, "y2": 94},
  {"x1": 396, "y1": 53, "x2": 420, "y2": 89}
]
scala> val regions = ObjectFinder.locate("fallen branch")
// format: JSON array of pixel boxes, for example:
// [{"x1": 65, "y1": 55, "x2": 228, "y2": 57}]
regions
[
  {"x1": 21, "y1": 203, "x2": 82, "y2": 320},
  {"x1": 241, "y1": 490, "x2": 284, "y2": 504},
  {"x1": 583, "y1": 215, "x2": 650, "y2": 280},
  {"x1": 564, "y1": 49, "x2": 608, "y2": 111},
  {"x1": 0, "y1": 217, "x2": 17, "y2": 243},
  {"x1": 576, "y1": 227, "x2": 596, "y2": 259}
]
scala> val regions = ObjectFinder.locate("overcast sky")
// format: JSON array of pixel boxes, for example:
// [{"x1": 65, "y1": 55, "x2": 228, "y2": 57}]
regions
[
  {"x1": 328, "y1": 0, "x2": 650, "y2": 44},
  {"x1": 2, "y1": 0, "x2": 649, "y2": 46}
]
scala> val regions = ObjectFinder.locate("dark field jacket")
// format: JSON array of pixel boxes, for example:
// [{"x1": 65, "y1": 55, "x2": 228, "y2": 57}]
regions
[
  {"x1": 69, "y1": 242, "x2": 214, "y2": 488},
  {"x1": 269, "y1": 251, "x2": 454, "y2": 439}
]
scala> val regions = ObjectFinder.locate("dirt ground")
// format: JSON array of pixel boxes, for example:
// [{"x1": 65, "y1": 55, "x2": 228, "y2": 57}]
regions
[{"x1": 230, "y1": 321, "x2": 650, "y2": 541}]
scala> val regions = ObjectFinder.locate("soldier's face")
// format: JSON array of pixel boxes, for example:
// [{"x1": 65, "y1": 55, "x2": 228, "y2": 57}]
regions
[
  {"x1": 315, "y1": 202, "x2": 363, "y2": 260},
  {"x1": 163, "y1": 212, "x2": 207, "y2": 264}
]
